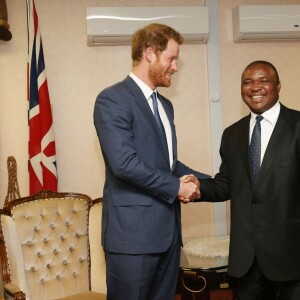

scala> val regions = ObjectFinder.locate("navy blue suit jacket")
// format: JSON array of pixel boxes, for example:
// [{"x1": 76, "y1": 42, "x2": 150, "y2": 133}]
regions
[{"x1": 94, "y1": 76, "x2": 208, "y2": 254}]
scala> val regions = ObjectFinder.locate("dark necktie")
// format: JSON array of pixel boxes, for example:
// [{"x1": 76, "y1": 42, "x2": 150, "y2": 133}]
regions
[
  {"x1": 249, "y1": 115, "x2": 263, "y2": 185},
  {"x1": 151, "y1": 92, "x2": 167, "y2": 143}
]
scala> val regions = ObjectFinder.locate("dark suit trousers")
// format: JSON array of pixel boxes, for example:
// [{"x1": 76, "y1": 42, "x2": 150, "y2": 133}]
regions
[
  {"x1": 237, "y1": 258, "x2": 300, "y2": 300},
  {"x1": 105, "y1": 226, "x2": 181, "y2": 300}
]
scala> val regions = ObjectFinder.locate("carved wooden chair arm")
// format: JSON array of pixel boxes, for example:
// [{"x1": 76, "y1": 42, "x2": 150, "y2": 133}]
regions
[{"x1": 4, "y1": 283, "x2": 26, "y2": 300}]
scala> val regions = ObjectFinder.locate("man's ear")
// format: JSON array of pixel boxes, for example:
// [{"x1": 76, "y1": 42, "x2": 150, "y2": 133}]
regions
[
  {"x1": 277, "y1": 81, "x2": 281, "y2": 93},
  {"x1": 145, "y1": 47, "x2": 155, "y2": 62}
]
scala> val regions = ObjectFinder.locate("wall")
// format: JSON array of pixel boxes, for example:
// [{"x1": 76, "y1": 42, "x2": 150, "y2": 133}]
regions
[{"x1": 1, "y1": 0, "x2": 300, "y2": 239}]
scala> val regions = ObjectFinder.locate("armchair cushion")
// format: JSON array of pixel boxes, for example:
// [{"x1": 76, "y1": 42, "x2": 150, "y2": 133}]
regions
[
  {"x1": 89, "y1": 200, "x2": 106, "y2": 294},
  {"x1": 1, "y1": 215, "x2": 29, "y2": 297},
  {"x1": 54, "y1": 291, "x2": 106, "y2": 300}
]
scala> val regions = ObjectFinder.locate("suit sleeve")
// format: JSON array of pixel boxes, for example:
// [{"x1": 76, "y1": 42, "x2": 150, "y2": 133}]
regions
[
  {"x1": 200, "y1": 133, "x2": 231, "y2": 202},
  {"x1": 94, "y1": 90, "x2": 180, "y2": 204},
  {"x1": 173, "y1": 160, "x2": 211, "y2": 179}
]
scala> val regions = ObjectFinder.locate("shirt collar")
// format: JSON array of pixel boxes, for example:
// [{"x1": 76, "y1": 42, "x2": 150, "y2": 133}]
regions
[
  {"x1": 250, "y1": 100, "x2": 281, "y2": 126},
  {"x1": 129, "y1": 72, "x2": 155, "y2": 100}
]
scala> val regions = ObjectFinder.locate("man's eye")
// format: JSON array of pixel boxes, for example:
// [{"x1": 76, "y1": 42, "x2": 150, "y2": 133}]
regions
[
  {"x1": 242, "y1": 81, "x2": 251, "y2": 85},
  {"x1": 260, "y1": 80, "x2": 271, "y2": 84}
]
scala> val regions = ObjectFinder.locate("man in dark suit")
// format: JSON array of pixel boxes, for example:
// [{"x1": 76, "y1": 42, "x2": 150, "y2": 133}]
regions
[
  {"x1": 198, "y1": 61, "x2": 300, "y2": 299},
  {"x1": 94, "y1": 23, "x2": 209, "y2": 300}
]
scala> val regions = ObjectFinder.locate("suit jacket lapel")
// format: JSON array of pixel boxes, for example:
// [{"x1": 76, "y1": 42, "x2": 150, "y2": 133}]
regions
[
  {"x1": 123, "y1": 77, "x2": 170, "y2": 164},
  {"x1": 256, "y1": 104, "x2": 292, "y2": 188},
  {"x1": 159, "y1": 93, "x2": 177, "y2": 168},
  {"x1": 239, "y1": 114, "x2": 253, "y2": 184}
]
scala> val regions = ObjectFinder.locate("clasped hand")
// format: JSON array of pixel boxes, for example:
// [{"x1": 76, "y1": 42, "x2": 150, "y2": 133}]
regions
[{"x1": 177, "y1": 174, "x2": 200, "y2": 204}]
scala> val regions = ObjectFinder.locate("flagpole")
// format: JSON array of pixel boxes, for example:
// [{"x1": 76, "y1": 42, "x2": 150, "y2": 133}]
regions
[
  {"x1": 26, "y1": 0, "x2": 29, "y2": 53},
  {"x1": 26, "y1": 0, "x2": 29, "y2": 179}
]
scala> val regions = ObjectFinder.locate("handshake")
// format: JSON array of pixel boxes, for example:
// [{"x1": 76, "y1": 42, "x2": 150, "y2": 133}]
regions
[{"x1": 177, "y1": 174, "x2": 201, "y2": 204}]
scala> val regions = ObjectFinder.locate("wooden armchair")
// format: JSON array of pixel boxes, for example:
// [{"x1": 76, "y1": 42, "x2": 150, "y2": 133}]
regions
[{"x1": 0, "y1": 190, "x2": 106, "y2": 300}]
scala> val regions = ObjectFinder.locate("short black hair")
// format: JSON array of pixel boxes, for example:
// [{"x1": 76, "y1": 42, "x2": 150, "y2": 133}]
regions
[{"x1": 242, "y1": 60, "x2": 280, "y2": 83}]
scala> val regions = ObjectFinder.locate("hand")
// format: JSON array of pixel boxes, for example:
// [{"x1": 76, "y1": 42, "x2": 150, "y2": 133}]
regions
[
  {"x1": 181, "y1": 174, "x2": 200, "y2": 188},
  {"x1": 177, "y1": 175, "x2": 200, "y2": 204}
]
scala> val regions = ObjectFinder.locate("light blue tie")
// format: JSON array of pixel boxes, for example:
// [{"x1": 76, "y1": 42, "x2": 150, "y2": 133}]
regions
[{"x1": 249, "y1": 115, "x2": 263, "y2": 185}]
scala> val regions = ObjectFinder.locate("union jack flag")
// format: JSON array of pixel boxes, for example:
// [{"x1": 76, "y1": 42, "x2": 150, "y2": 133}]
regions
[{"x1": 27, "y1": 0, "x2": 57, "y2": 194}]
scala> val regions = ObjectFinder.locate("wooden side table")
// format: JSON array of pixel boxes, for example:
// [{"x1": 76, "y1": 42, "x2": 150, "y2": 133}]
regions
[
  {"x1": 179, "y1": 236, "x2": 237, "y2": 300},
  {"x1": 210, "y1": 289, "x2": 234, "y2": 300},
  {"x1": 180, "y1": 265, "x2": 236, "y2": 300}
]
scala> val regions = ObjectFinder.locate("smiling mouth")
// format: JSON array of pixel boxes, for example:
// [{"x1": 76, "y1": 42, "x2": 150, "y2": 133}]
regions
[{"x1": 250, "y1": 95, "x2": 265, "y2": 100}]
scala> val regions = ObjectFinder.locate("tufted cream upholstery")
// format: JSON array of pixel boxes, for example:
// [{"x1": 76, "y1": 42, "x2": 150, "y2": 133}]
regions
[
  {"x1": 0, "y1": 190, "x2": 106, "y2": 300},
  {"x1": 89, "y1": 199, "x2": 106, "y2": 294}
]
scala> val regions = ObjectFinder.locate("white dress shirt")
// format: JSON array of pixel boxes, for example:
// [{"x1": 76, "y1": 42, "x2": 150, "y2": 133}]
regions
[
  {"x1": 249, "y1": 101, "x2": 280, "y2": 164},
  {"x1": 129, "y1": 73, "x2": 173, "y2": 168}
]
